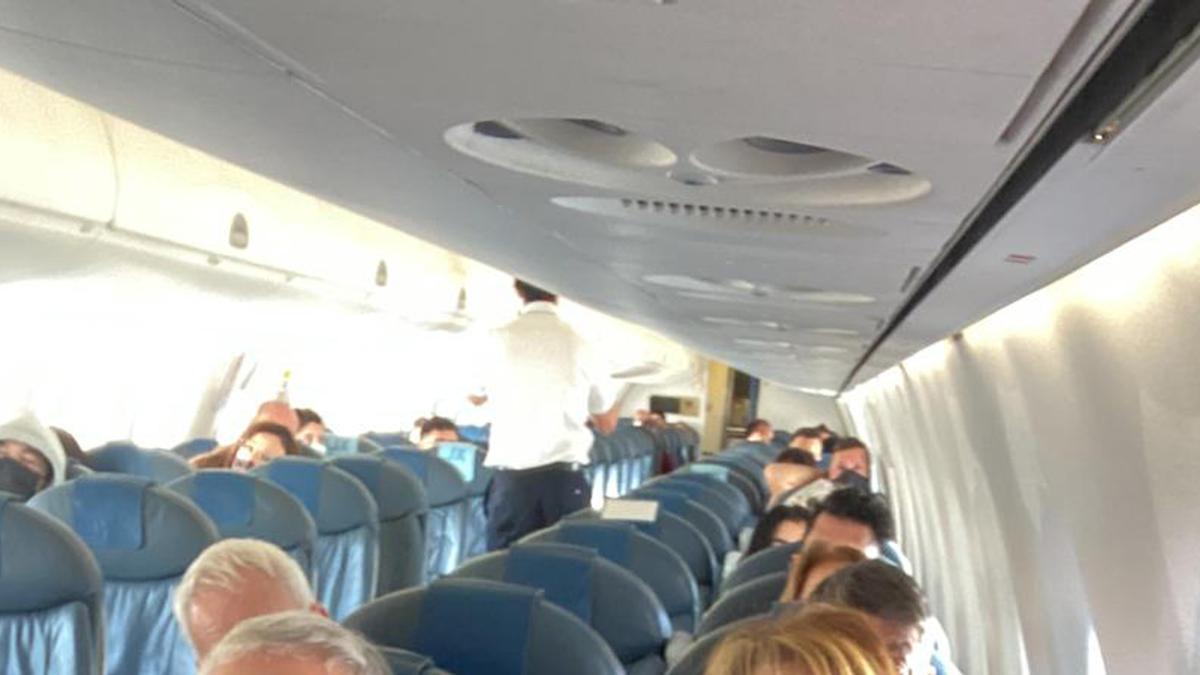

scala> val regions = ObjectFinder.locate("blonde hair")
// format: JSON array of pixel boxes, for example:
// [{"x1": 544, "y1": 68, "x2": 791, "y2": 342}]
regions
[
  {"x1": 780, "y1": 540, "x2": 868, "y2": 602},
  {"x1": 705, "y1": 604, "x2": 896, "y2": 675}
]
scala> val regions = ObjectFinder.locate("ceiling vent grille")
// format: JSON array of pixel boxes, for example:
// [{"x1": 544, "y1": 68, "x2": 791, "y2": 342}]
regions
[{"x1": 616, "y1": 198, "x2": 835, "y2": 226}]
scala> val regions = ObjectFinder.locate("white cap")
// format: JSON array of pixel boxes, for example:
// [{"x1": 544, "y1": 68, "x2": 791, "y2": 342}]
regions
[{"x1": 0, "y1": 412, "x2": 68, "y2": 486}]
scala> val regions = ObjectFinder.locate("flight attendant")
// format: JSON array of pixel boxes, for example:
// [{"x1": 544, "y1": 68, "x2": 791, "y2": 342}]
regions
[{"x1": 471, "y1": 279, "x2": 618, "y2": 550}]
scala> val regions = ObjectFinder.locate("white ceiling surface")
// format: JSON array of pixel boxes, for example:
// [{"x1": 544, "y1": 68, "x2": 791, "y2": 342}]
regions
[{"x1": 0, "y1": 0, "x2": 1136, "y2": 390}]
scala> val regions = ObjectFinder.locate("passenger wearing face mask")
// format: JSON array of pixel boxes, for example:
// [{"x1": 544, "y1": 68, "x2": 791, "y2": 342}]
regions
[
  {"x1": 776, "y1": 437, "x2": 875, "y2": 508},
  {"x1": 189, "y1": 422, "x2": 301, "y2": 471},
  {"x1": 0, "y1": 412, "x2": 68, "y2": 500},
  {"x1": 294, "y1": 408, "x2": 327, "y2": 453}
]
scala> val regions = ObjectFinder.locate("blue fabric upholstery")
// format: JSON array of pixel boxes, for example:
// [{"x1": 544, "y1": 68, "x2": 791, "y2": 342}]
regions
[
  {"x1": 332, "y1": 455, "x2": 429, "y2": 594},
  {"x1": 344, "y1": 578, "x2": 623, "y2": 675},
  {"x1": 722, "y1": 541, "x2": 804, "y2": 593},
  {"x1": 643, "y1": 479, "x2": 744, "y2": 538},
  {"x1": 363, "y1": 432, "x2": 415, "y2": 449},
  {"x1": 697, "y1": 571, "x2": 788, "y2": 635},
  {"x1": 691, "y1": 456, "x2": 767, "y2": 508},
  {"x1": 171, "y1": 438, "x2": 218, "y2": 460},
  {"x1": 452, "y1": 543, "x2": 670, "y2": 673},
  {"x1": 255, "y1": 458, "x2": 379, "y2": 620},
  {"x1": 380, "y1": 449, "x2": 468, "y2": 579},
  {"x1": 434, "y1": 443, "x2": 492, "y2": 560},
  {"x1": 88, "y1": 443, "x2": 192, "y2": 484},
  {"x1": 166, "y1": 470, "x2": 318, "y2": 579},
  {"x1": 28, "y1": 475, "x2": 218, "y2": 675},
  {"x1": 0, "y1": 494, "x2": 104, "y2": 675},
  {"x1": 631, "y1": 487, "x2": 735, "y2": 556},
  {"x1": 523, "y1": 520, "x2": 701, "y2": 633},
  {"x1": 457, "y1": 425, "x2": 490, "y2": 446},
  {"x1": 378, "y1": 646, "x2": 454, "y2": 675}
]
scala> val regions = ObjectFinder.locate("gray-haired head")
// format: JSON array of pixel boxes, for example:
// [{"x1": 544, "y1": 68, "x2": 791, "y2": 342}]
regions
[
  {"x1": 174, "y1": 538, "x2": 319, "y2": 661},
  {"x1": 199, "y1": 611, "x2": 389, "y2": 675}
]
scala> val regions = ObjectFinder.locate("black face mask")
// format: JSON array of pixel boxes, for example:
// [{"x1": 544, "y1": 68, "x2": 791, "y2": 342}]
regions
[
  {"x1": 0, "y1": 457, "x2": 43, "y2": 500},
  {"x1": 834, "y1": 469, "x2": 871, "y2": 492}
]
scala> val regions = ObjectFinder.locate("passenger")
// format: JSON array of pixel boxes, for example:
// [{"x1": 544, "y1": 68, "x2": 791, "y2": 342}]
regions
[
  {"x1": 779, "y1": 540, "x2": 868, "y2": 602},
  {"x1": 252, "y1": 401, "x2": 300, "y2": 435},
  {"x1": 199, "y1": 611, "x2": 388, "y2": 675},
  {"x1": 764, "y1": 447, "x2": 823, "y2": 506},
  {"x1": 174, "y1": 538, "x2": 327, "y2": 663},
  {"x1": 469, "y1": 279, "x2": 618, "y2": 550},
  {"x1": 817, "y1": 423, "x2": 839, "y2": 457},
  {"x1": 0, "y1": 412, "x2": 67, "y2": 500},
  {"x1": 744, "y1": 418, "x2": 773, "y2": 444},
  {"x1": 407, "y1": 417, "x2": 428, "y2": 446},
  {"x1": 804, "y1": 488, "x2": 895, "y2": 558},
  {"x1": 294, "y1": 409, "x2": 326, "y2": 449},
  {"x1": 189, "y1": 422, "x2": 300, "y2": 470},
  {"x1": 50, "y1": 425, "x2": 91, "y2": 469},
  {"x1": 745, "y1": 504, "x2": 812, "y2": 557},
  {"x1": 788, "y1": 427, "x2": 824, "y2": 462},
  {"x1": 417, "y1": 416, "x2": 460, "y2": 450},
  {"x1": 706, "y1": 603, "x2": 896, "y2": 675},
  {"x1": 829, "y1": 437, "x2": 872, "y2": 487},
  {"x1": 808, "y1": 561, "x2": 929, "y2": 674},
  {"x1": 643, "y1": 410, "x2": 668, "y2": 430}
]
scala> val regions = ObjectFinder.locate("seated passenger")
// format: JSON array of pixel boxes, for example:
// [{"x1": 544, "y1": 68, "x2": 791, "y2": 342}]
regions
[
  {"x1": 817, "y1": 423, "x2": 839, "y2": 456},
  {"x1": 808, "y1": 560, "x2": 929, "y2": 674},
  {"x1": 745, "y1": 504, "x2": 812, "y2": 557},
  {"x1": 788, "y1": 427, "x2": 824, "y2": 462},
  {"x1": 294, "y1": 409, "x2": 326, "y2": 450},
  {"x1": 706, "y1": 603, "x2": 896, "y2": 675},
  {"x1": 417, "y1": 416, "x2": 460, "y2": 450},
  {"x1": 642, "y1": 410, "x2": 668, "y2": 430},
  {"x1": 829, "y1": 437, "x2": 872, "y2": 488},
  {"x1": 0, "y1": 412, "x2": 67, "y2": 499},
  {"x1": 253, "y1": 401, "x2": 300, "y2": 435},
  {"x1": 189, "y1": 422, "x2": 300, "y2": 470},
  {"x1": 50, "y1": 426, "x2": 91, "y2": 469},
  {"x1": 779, "y1": 540, "x2": 867, "y2": 602},
  {"x1": 764, "y1": 448, "x2": 823, "y2": 506},
  {"x1": 803, "y1": 488, "x2": 895, "y2": 558},
  {"x1": 174, "y1": 538, "x2": 328, "y2": 663},
  {"x1": 744, "y1": 418, "x2": 773, "y2": 444},
  {"x1": 199, "y1": 611, "x2": 388, "y2": 675}
]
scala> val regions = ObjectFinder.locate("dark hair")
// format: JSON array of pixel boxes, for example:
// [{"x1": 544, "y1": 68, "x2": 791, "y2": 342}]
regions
[
  {"x1": 745, "y1": 504, "x2": 812, "y2": 557},
  {"x1": 240, "y1": 421, "x2": 300, "y2": 457},
  {"x1": 294, "y1": 408, "x2": 324, "y2": 429},
  {"x1": 773, "y1": 448, "x2": 816, "y2": 467},
  {"x1": 514, "y1": 279, "x2": 558, "y2": 304},
  {"x1": 811, "y1": 488, "x2": 895, "y2": 543},
  {"x1": 50, "y1": 426, "x2": 90, "y2": 469},
  {"x1": 808, "y1": 560, "x2": 927, "y2": 626},
  {"x1": 746, "y1": 419, "x2": 772, "y2": 436},
  {"x1": 832, "y1": 437, "x2": 868, "y2": 454},
  {"x1": 791, "y1": 427, "x2": 822, "y2": 440},
  {"x1": 420, "y1": 416, "x2": 459, "y2": 438}
]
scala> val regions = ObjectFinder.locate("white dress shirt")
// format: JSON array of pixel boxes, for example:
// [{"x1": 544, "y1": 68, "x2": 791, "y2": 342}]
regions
[{"x1": 476, "y1": 302, "x2": 615, "y2": 470}]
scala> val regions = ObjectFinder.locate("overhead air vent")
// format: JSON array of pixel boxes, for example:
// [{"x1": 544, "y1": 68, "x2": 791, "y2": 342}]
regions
[
  {"x1": 472, "y1": 120, "x2": 524, "y2": 140},
  {"x1": 565, "y1": 118, "x2": 628, "y2": 136},
  {"x1": 742, "y1": 136, "x2": 827, "y2": 155},
  {"x1": 228, "y1": 212, "x2": 249, "y2": 249},
  {"x1": 615, "y1": 197, "x2": 836, "y2": 225}
]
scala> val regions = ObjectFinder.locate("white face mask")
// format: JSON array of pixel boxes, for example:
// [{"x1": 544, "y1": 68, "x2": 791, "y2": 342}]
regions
[{"x1": 308, "y1": 441, "x2": 327, "y2": 455}]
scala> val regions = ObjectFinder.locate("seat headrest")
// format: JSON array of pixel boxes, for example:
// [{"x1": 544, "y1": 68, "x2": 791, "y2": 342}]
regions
[
  {"x1": 255, "y1": 457, "x2": 378, "y2": 535},
  {"x1": 630, "y1": 488, "x2": 691, "y2": 515},
  {"x1": 433, "y1": 442, "x2": 479, "y2": 483},
  {"x1": 362, "y1": 432, "x2": 414, "y2": 449},
  {"x1": 331, "y1": 455, "x2": 428, "y2": 518},
  {"x1": 166, "y1": 470, "x2": 317, "y2": 551},
  {"x1": 379, "y1": 449, "x2": 467, "y2": 506},
  {"x1": 89, "y1": 443, "x2": 192, "y2": 483},
  {"x1": 0, "y1": 494, "x2": 102, "y2": 612},
  {"x1": 28, "y1": 474, "x2": 218, "y2": 580},
  {"x1": 171, "y1": 438, "x2": 218, "y2": 459},
  {"x1": 378, "y1": 646, "x2": 441, "y2": 675},
  {"x1": 557, "y1": 521, "x2": 635, "y2": 565},
  {"x1": 505, "y1": 543, "x2": 596, "y2": 623},
  {"x1": 416, "y1": 579, "x2": 538, "y2": 675}
]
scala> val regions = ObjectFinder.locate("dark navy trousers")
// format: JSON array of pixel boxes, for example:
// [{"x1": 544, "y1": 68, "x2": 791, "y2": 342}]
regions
[{"x1": 485, "y1": 463, "x2": 590, "y2": 550}]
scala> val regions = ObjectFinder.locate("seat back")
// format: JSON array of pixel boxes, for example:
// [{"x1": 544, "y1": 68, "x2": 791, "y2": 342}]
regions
[
  {"x1": 378, "y1": 646, "x2": 454, "y2": 675},
  {"x1": 630, "y1": 487, "x2": 735, "y2": 557},
  {"x1": 171, "y1": 438, "x2": 218, "y2": 460},
  {"x1": 569, "y1": 505, "x2": 719, "y2": 607},
  {"x1": 362, "y1": 432, "x2": 415, "y2": 449},
  {"x1": 331, "y1": 455, "x2": 428, "y2": 594},
  {"x1": 166, "y1": 470, "x2": 318, "y2": 578},
  {"x1": 726, "y1": 441, "x2": 775, "y2": 465},
  {"x1": 0, "y1": 494, "x2": 104, "y2": 675},
  {"x1": 587, "y1": 438, "x2": 608, "y2": 509},
  {"x1": 255, "y1": 458, "x2": 379, "y2": 620},
  {"x1": 434, "y1": 442, "x2": 493, "y2": 561},
  {"x1": 643, "y1": 478, "x2": 746, "y2": 538},
  {"x1": 688, "y1": 458, "x2": 766, "y2": 512},
  {"x1": 722, "y1": 541, "x2": 803, "y2": 593},
  {"x1": 451, "y1": 543, "x2": 670, "y2": 671},
  {"x1": 88, "y1": 443, "x2": 192, "y2": 483},
  {"x1": 345, "y1": 578, "x2": 623, "y2": 675},
  {"x1": 523, "y1": 520, "x2": 700, "y2": 633},
  {"x1": 30, "y1": 474, "x2": 219, "y2": 675},
  {"x1": 697, "y1": 571, "x2": 788, "y2": 635},
  {"x1": 380, "y1": 448, "x2": 468, "y2": 579}
]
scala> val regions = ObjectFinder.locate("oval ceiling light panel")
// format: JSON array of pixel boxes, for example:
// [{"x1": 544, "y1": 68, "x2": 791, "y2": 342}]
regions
[{"x1": 693, "y1": 136, "x2": 872, "y2": 179}]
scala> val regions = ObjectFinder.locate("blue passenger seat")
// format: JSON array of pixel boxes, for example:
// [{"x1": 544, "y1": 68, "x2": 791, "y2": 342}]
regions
[
  {"x1": 696, "y1": 571, "x2": 788, "y2": 636},
  {"x1": 88, "y1": 442, "x2": 192, "y2": 483},
  {"x1": 332, "y1": 455, "x2": 429, "y2": 594},
  {"x1": 171, "y1": 438, "x2": 218, "y2": 460},
  {"x1": 166, "y1": 470, "x2": 318, "y2": 579},
  {"x1": 378, "y1": 646, "x2": 455, "y2": 675},
  {"x1": 30, "y1": 474, "x2": 218, "y2": 674},
  {"x1": 630, "y1": 487, "x2": 735, "y2": 558},
  {"x1": 721, "y1": 541, "x2": 803, "y2": 593},
  {"x1": 255, "y1": 457, "x2": 379, "y2": 620},
  {"x1": 433, "y1": 442, "x2": 493, "y2": 561},
  {"x1": 641, "y1": 478, "x2": 746, "y2": 540},
  {"x1": 0, "y1": 494, "x2": 104, "y2": 675},
  {"x1": 344, "y1": 578, "x2": 623, "y2": 675},
  {"x1": 522, "y1": 520, "x2": 701, "y2": 633},
  {"x1": 380, "y1": 448, "x2": 468, "y2": 579},
  {"x1": 451, "y1": 542, "x2": 671, "y2": 674}
]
